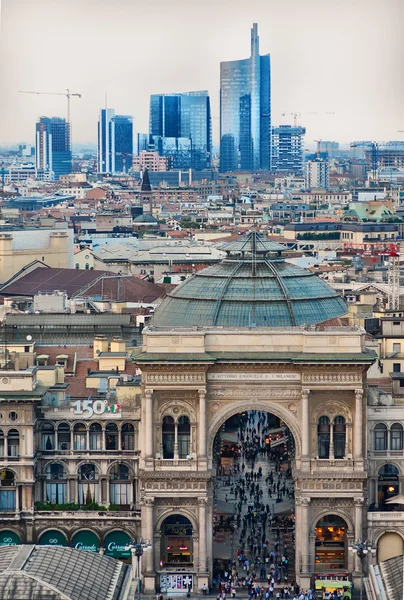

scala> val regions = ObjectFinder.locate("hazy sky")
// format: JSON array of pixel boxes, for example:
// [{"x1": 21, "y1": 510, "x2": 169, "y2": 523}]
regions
[{"x1": 0, "y1": 0, "x2": 403, "y2": 147}]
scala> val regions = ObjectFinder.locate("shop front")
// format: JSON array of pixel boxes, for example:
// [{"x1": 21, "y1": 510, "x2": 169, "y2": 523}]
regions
[
  {"x1": 315, "y1": 515, "x2": 347, "y2": 572},
  {"x1": 71, "y1": 530, "x2": 100, "y2": 553},
  {"x1": 160, "y1": 515, "x2": 193, "y2": 568},
  {"x1": 0, "y1": 530, "x2": 20, "y2": 546},
  {"x1": 39, "y1": 530, "x2": 67, "y2": 547},
  {"x1": 104, "y1": 531, "x2": 132, "y2": 560}
]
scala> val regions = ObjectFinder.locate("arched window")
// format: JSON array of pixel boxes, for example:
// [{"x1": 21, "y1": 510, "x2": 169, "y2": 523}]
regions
[
  {"x1": 178, "y1": 416, "x2": 190, "y2": 459},
  {"x1": 7, "y1": 430, "x2": 19, "y2": 457},
  {"x1": 109, "y1": 464, "x2": 130, "y2": 507},
  {"x1": 318, "y1": 416, "x2": 330, "y2": 459},
  {"x1": 42, "y1": 422, "x2": 55, "y2": 451},
  {"x1": 378, "y1": 464, "x2": 399, "y2": 506},
  {"x1": 73, "y1": 423, "x2": 87, "y2": 451},
  {"x1": 391, "y1": 423, "x2": 403, "y2": 451},
  {"x1": 45, "y1": 463, "x2": 67, "y2": 504},
  {"x1": 85, "y1": 263, "x2": 89, "y2": 270},
  {"x1": 57, "y1": 423, "x2": 71, "y2": 451},
  {"x1": 121, "y1": 423, "x2": 134, "y2": 451},
  {"x1": 75, "y1": 263, "x2": 80, "y2": 269},
  {"x1": 78, "y1": 464, "x2": 99, "y2": 504},
  {"x1": 89, "y1": 423, "x2": 102, "y2": 451},
  {"x1": 161, "y1": 515, "x2": 193, "y2": 566},
  {"x1": 374, "y1": 423, "x2": 388, "y2": 451},
  {"x1": 0, "y1": 470, "x2": 16, "y2": 511},
  {"x1": 162, "y1": 416, "x2": 175, "y2": 459},
  {"x1": 106, "y1": 423, "x2": 118, "y2": 450},
  {"x1": 0, "y1": 430, "x2": 4, "y2": 457},
  {"x1": 333, "y1": 416, "x2": 346, "y2": 459}
]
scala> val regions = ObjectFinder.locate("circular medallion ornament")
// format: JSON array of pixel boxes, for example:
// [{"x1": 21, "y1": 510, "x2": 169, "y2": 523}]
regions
[
  {"x1": 2, "y1": 378, "x2": 9, "y2": 385},
  {"x1": 288, "y1": 403, "x2": 297, "y2": 413}
]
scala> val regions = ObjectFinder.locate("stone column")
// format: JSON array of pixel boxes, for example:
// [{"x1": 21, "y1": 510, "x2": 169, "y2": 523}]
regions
[
  {"x1": 145, "y1": 390, "x2": 154, "y2": 458},
  {"x1": 174, "y1": 422, "x2": 179, "y2": 459},
  {"x1": 354, "y1": 390, "x2": 363, "y2": 459},
  {"x1": 301, "y1": 389, "x2": 310, "y2": 459},
  {"x1": 144, "y1": 498, "x2": 154, "y2": 573},
  {"x1": 198, "y1": 498, "x2": 207, "y2": 571},
  {"x1": 329, "y1": 422, "x2": 334, "y2": 460},
  {"x1": 198, "y1": 389, "x2": 207, "y2": 458},
  {"x1": 300, "y1": 498, "x2": 310, "y2": 572},
  {"x1": 354, "y1": 498, "x2": 364, "y2": 572}
]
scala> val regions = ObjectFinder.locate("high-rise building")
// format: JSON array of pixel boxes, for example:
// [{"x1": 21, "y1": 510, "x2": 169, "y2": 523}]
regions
[
  {"x1": 97, "y1": 109, "x2": 133, "y2": 174},
  {"x1": 271, "y1": 125, "x2": 306, "y2": 175},
  {"x1": 149, "y1": 91, "x2": 211, "y2": 170},
  {"x1": 35, "y1": 117, "x2": 72, "y2": 180},
  {"x1": 219, "y1": 23, "x2": 271, "y2": 172},
  {"x1": 113, "y1": 115, "x2": 133, "y2": 173},
  {"x1": 305, "y1": 158, "x2": 330, "y2": 189}
]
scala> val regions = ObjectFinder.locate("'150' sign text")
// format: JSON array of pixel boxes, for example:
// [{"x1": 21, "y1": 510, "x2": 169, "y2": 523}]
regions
[{"x1": 71, "y1": 399, "x2": 121, "y2": 418}]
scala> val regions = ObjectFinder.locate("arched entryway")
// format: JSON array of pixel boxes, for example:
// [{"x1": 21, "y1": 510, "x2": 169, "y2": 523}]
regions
[
  {"x1": 315, "y1": 515, "x2": 348, "y2": 572},
  {"x1": 160, "y1": 515, "x2": 193, "y2": 568},
  {"x1": 377, "y1": 532, "x2": 404, "y2": 562},
  {"x1": 211, "y1": 409, "x2": 295, "y2": 581}
]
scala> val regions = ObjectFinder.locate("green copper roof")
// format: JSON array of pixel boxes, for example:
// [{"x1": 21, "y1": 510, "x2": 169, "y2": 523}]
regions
[{"x1": 152, "y1": 234, "x2": 347, "y2": 328}]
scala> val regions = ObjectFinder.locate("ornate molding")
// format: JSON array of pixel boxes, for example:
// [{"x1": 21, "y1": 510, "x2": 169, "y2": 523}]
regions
[
  {"x1": 139, "y1": 470, "x2": 210, "y2": 481},
  {"x1": 146, "y1": 373, "x2": 206, "y2": 384},
  {"x1": 144, "y1": 481, "x2": 207, "y2": 491},
  {"x1": 302, "y1": 372, "x2": 361, "y2": 384},
  {"x1": 209, "y1": 387, "x2": 301, "y2": 399}
]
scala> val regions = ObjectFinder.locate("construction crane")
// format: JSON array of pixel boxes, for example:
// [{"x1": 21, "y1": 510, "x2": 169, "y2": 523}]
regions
[
  {"x1": 350, "y1": 140, "x2": 379, "y2": 182},
  {"x1": 280, "y1": 111, "x2": 336, "y2": 126},
  {"x1": 18, "y1": 88, "x2": 81, "y2": 123}
]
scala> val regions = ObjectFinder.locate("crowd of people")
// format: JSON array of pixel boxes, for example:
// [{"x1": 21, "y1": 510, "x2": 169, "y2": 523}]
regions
[{"x1": 213, "y1": 411, "x2": 318, "y2": 600}]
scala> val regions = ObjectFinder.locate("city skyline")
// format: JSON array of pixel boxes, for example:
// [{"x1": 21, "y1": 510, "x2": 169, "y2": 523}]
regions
[{"x1": 0, "y1": 0, "x2": 403, "y2": 148}]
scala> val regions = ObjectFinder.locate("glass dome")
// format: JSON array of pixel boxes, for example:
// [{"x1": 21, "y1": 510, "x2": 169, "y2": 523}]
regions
[{"x1": 152, "y1": 232, "x2": 347, "y2": 328}]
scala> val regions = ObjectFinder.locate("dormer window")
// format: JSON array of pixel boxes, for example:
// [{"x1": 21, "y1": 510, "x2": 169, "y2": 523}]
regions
[{"x1": 36, "y1": 354, "x2": 49, "y2": 367}]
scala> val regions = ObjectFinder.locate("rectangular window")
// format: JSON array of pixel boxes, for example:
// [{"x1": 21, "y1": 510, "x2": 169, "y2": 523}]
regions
[
  {"x1": 393, "y1": 321, "x2": 401, "y2": 326},
  {"x1": 0, "y1": 490, "x2": 16, "y2": 511},
  {"x1": 89, "y1": 432, "x2": 102, "y2": 451},
  {"x1": 393, "y1": 363, "x2": 401, "y2": 373},
  {"x1": 375, "y1": 431, "x2": 387, "y2": 451},
  {"x1": 110, "y1": 483, "x2": 130, "y2": 506},
  {"x1": 74, "y1": 433, "x2": 87, "y2": 451},
  {"x1": 78, "y1": 483, "x2": 99, "y2": 505},
  {"x1": 46, "y1": 483, "x2": 66, "y2": 504},
  {"x1": 393, "y1": 343, "x2": 401, "y2": 353}
]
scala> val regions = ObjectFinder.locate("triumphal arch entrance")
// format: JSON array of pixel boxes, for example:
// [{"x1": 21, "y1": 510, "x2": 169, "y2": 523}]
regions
[{"x1": 135, "y1": 326, "x2": 374, "y2": 593}]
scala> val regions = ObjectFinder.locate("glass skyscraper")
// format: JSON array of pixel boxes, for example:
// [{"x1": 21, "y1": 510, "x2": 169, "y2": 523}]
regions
[
  {"x1": 220, "y1": 23, "x2": 271, "y2": 173},
  {"x1": 149, "y1": 91, "x2": 212, "y2": 170},
  {"x1": 35, "y1": 117, "x2": 72, "y2": 180},
  {"x1": 98, "y1": 109, "x2": 133, "y2": 174}
]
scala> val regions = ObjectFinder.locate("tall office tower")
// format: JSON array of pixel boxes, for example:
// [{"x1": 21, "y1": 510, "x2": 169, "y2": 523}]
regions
[
  {"x1": 305, "y1": 159, "x2": 330, "y2": 189},
  {"x1": 149, "y1": 91, "x2": 212, "y2": 170},
  {"x1": 98, "y1": 109, "x2": 133, "y2": 174},
  {"x1": 35, "y1": 117, "x2": 72, "y2": 180},
  {"x1": 137, "y1": 133, "x2": 149, "y2": 154},
  {"x1": 97, "y1": 108, "x2": 115, "y2": 173},
  {"x1": 113, "y1": 115, "x2": 133, "y2": 173},
  {"x1": 219, "y1": 23, "x2": 271, "y2": 172},
  {"x1": 271, "y1": 125, "x2": 306, "y2": 175}
]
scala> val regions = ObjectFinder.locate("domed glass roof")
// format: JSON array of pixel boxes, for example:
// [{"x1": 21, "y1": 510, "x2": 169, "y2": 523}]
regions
[{"x1": 153, "y1": 232, "x2": 347, "y2": 328}]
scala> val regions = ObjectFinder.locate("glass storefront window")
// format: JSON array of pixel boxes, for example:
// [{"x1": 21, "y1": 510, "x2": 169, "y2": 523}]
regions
[
  {"x1": 161, "y1": 515, "x2": 193, "y2": 567},
  {"x1": 315, "y1": 515, "x2": 347, "y2": 571}
]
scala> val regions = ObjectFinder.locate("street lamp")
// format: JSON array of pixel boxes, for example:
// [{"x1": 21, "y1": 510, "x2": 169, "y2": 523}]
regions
[
  {"x1": 348, "y1": 540, "x2": 376, "y2": 600},
  {"x1": 125, "y1": 538, "x2": 151, "y2": 600}
]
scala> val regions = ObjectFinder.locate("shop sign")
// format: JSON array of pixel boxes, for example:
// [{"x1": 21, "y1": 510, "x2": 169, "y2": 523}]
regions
[
  {"x1": 160, "y1": 574, "x2": 193, "y2": 593},
  {"x1": 164, "y1": 525, "x2": 192, "y2": 536},
  {"x1": 71, "y1": 530, "x2": 99, "y2": 553},
  {"x1": 71, "y1": 399, "x2": 121, "y2": 418},
  {"x1": 104, "y1": 531, "x2": 131, "y2": 558},
  {"x1": 0, "y1": 530, "x2": 20, "y2": 546},
  {"x1": 39, "y1": 530, "x2": 67, "y2": 547}
]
